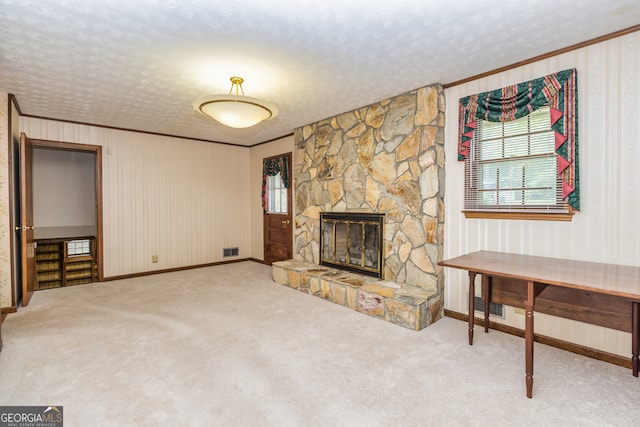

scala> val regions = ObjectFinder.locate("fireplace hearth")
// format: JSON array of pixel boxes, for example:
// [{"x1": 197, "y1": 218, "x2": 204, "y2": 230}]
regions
[{"x1": 320, "y1": 212, "x2": 384, "y2": 278}]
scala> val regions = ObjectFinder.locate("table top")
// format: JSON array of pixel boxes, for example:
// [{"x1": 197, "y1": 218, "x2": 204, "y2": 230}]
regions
[{"x1": 439, "y1": 251, "x2": 640, "y2": 301}]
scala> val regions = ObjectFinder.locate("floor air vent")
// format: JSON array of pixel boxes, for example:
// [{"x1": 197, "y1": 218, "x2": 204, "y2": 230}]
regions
[
  {"x1": 223, "y1": 247, "x2": 239, "y2": 257},
  {"x1": 470, "y1": 295, "x2": 505, "y2": 319}
]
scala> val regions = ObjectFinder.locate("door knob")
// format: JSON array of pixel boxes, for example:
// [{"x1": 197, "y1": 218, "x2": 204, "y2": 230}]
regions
[{"x1": 281, "y1": 220, "x2": 290, "y2": 225}]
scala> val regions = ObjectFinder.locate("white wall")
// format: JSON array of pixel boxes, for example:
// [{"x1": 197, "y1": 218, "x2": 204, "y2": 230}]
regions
[
  {"x1": 21, "y1": 117, "x2": 252, "y2": 278},
  {"x1": 33, "y1": 148, "x2": 96, "y2": 228},
  {"x1": 443, "y1": 31, "x2": 640, "y2": 356},
  {"x1": 249, "y1": 136, "x2": 294, "y2": 260}
]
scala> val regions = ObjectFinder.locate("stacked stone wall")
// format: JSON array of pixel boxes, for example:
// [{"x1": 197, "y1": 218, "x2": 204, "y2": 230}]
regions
[{"x1": 293, "y1": 84, "x2": 445, "y2": 293}]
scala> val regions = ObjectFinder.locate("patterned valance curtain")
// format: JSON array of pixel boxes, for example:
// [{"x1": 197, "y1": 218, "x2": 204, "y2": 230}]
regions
[
  {"x1": 458, "y1": 68, "x2": 579, "y2": 210},
  {"x1": 261, "y1": 155, "x2": 290, "y2": 213}
]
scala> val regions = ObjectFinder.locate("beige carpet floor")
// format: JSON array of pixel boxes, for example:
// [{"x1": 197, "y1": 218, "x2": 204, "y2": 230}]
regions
[{"x1": 1, "y1": 261, "x2": 638, "y2": 426}]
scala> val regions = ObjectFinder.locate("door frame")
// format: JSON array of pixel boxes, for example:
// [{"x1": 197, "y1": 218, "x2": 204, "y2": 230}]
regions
[
  {"x1": 7, "y1": 96, "x2": 20, "y2": 310},
  {"x1": 262, "y1": 152, "x2": 293, "y2": 265},
  {"x1": 19, "y1": 133, "x2": 35, "y2": 306},
  {"x1": 21, "y1": 138, "x2": 104, "y2": 288}
]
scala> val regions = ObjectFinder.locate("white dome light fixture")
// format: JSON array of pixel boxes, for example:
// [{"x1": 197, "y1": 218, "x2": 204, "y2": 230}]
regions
[{"x1": 193, "y1": 76, "x2": 278, "y2": 128}]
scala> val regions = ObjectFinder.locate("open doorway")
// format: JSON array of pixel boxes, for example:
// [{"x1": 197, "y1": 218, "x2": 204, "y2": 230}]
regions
[{"x1": 16, "y1": 135, "x2": 103, "y2": 306}]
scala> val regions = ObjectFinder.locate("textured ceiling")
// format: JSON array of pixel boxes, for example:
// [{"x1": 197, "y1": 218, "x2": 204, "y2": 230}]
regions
[{"x1": 1, "y1": 0, "x2": 638, "y2": 146}]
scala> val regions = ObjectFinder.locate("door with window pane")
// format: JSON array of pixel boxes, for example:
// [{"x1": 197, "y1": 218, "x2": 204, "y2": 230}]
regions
[{"x1": 263, "y1": 153, "x2": 292, "y2": 265}]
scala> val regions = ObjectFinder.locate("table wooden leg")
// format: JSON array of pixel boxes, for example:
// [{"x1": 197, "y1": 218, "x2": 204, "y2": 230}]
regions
[
  {"x1": 482, "y1": 275, "x2": 491, "y2": 333},
  {"x1": 525, "y1": 281, "x2": 535, "y2": 398},
  {"x1": 468, "y1": 271, "x2": 476, "y2": 345},
  {"x1": 632, "y1": 301, "x2": 639, "y2": 377}
]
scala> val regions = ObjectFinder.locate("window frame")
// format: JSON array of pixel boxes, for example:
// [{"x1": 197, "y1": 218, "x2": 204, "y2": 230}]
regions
[
  {"x1": 462, "y1": 105, "x2": 574, "y2": 221},
  {"x1": 265, "y1": 172, "x2": 288, "y2": 215}
]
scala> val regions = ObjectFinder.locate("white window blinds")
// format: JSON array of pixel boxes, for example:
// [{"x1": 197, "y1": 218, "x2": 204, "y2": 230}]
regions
[{"x1": 464, "y1": 105, "x2": 569, "y2": 213}]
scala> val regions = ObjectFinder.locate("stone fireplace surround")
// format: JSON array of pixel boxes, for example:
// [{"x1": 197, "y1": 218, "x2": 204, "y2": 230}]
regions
[{"x1": 273, "y1": 83, "x2": 445, "y2": 330}]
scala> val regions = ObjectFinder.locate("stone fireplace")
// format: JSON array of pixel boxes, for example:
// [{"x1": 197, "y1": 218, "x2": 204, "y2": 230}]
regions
[
  {"x1": 294, "y1": 83, "x2": 445, "y2": 290},
  {"x1": 273, "y1": 82, "x2": 446, "y2": 330},
  {"x1": 320, "y1": 212, "x2": 384, "y2": 278}
]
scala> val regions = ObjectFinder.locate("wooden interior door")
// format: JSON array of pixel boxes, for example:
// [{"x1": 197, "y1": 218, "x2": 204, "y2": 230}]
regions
[
  {"x1": 19, "y1": 133, "x2": 35, "y2": 306},
  {"x1": 263, "y1": 153, "x2": 293, "y2": 265}
]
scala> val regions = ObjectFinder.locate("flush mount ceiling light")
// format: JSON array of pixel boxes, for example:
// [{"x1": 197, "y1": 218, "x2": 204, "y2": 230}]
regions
[{"x1": 193, "y1": 76, "x2": 279, "y2": 128}]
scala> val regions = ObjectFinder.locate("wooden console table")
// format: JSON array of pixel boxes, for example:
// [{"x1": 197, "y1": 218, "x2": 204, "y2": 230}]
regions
[{"x1": 439, "y1": 250, "x2": 640, "y2": 398}]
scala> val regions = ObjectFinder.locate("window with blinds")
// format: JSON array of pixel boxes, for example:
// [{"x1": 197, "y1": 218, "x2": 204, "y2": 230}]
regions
[{"x1": 464, "y1": 105, "x2": 569, "y2": 214}]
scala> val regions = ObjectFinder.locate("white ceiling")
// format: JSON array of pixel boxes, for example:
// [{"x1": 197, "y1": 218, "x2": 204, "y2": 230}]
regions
[{"x1": 1, "y1": 0, "x2": 638, "y2": 146}]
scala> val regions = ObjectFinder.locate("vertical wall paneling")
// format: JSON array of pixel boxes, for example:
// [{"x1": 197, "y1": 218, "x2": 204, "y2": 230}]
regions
[
  {"x1": 19, "y1": 118, "x2": 251, "y2": 277},
  {"x1": 443, "y1": 32, "x2": 640, "y2": 356}
]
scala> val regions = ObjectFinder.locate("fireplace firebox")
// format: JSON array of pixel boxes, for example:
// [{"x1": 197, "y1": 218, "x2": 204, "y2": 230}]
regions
[{"x1": 320, "y1": 212, "x2": 384, "y2": 278}]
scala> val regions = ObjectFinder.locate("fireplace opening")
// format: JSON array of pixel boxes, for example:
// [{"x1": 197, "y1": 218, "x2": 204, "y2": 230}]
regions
[{"x1": 320, "y1": 212, "x2": 384, "y2": 278}]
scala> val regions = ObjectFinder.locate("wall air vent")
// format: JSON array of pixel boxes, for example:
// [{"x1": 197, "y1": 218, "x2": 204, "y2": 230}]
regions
[
  {"x1": 469, "y1": 294, "x2": 505, "y2": 319},
  {"x1": 223, "y1": 247, "x2": 239, "y2": 257}
]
